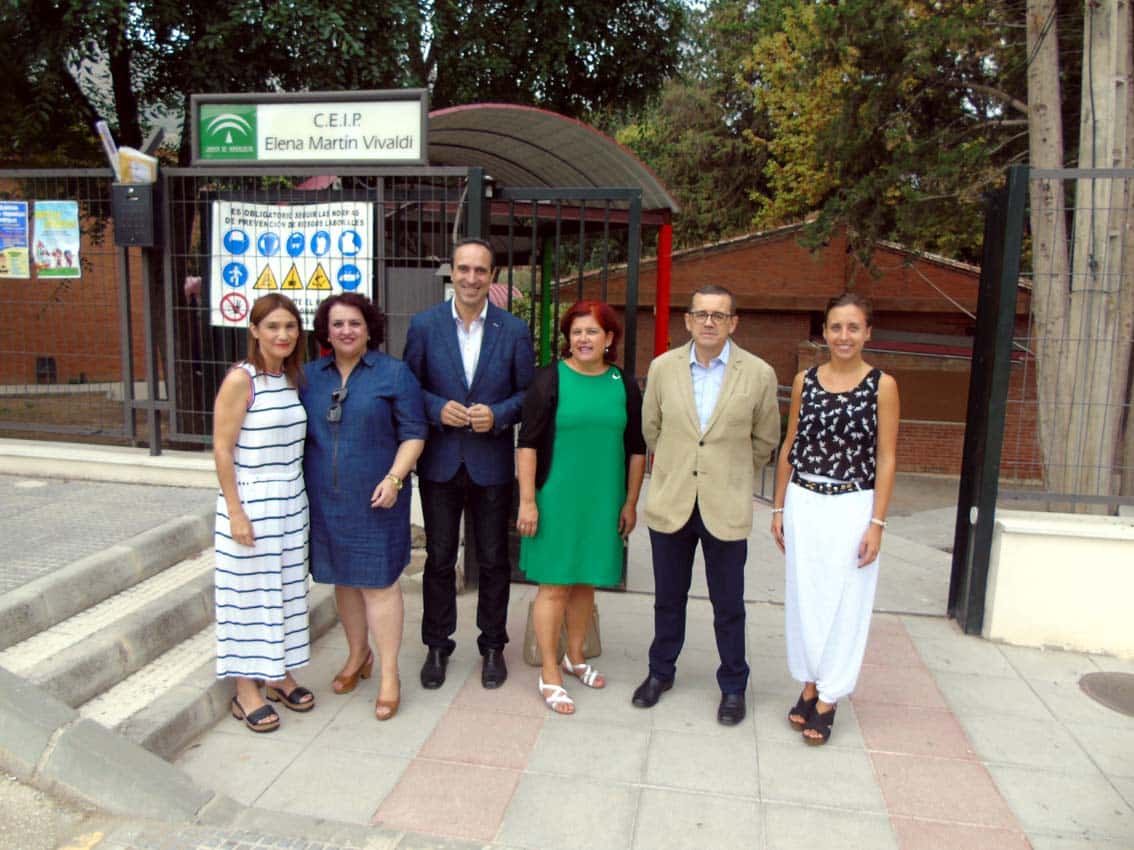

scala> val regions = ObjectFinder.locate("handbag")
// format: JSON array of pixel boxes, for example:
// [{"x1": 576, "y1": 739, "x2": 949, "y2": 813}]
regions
[{"x1": 522, "y1": 601, "x2": 602, "y2": 666}]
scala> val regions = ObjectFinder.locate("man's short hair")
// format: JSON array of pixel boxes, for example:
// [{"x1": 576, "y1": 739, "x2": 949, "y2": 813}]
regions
[
  {"x1": 690, "y1": 284, "x2": 735, "y2": 314},
  {"x1": 452, "y1": 237, "x2": 495, "y2": 267}
]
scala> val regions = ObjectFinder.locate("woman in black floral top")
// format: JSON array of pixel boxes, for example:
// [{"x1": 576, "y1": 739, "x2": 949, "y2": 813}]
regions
[{"x1": 770, "y1": 293, "x2": 899, "y2": 745}]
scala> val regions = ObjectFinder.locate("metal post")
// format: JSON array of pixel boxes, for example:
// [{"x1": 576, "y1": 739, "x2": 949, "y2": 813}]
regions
[
  {"x1": 539, "y1": 235, "x2": 554, "y2": 366},
  {"x1": 948, "y1": 164, "x2": 1029, "y2": 633},
  {"x1": 116, "y1": 246, "x2": 136, "y2": 442},
  {"x1": 140, "y1": 247, "x2": 162, "y2": 455},
  {"x1": 623, "y1": 192, "x2": 642, "y2": 380},
  {"x1": 467, "y1": 167, "x2": 485, "y2": 239},
  {"x1": 654, "y1": 216, "x2": 673, "y2": 358},
  {"x1": 160, "y1": 172, "x2": 178, "y2": 445}
]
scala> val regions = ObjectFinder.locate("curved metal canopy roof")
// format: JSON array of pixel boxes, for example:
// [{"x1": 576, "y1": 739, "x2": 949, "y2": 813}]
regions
[{"x1": 428, "y1": 103, "x2": 678, "y2": 214}]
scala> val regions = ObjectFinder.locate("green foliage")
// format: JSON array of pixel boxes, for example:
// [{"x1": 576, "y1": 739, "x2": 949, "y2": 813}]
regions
[
  {"x1": 610, "y1": 1, "x2": 776, "y2": 248},
  {"x1": 746, "y1": 0, "x2": 1029, "y2": 263},
  {"x1": 0, "y1": 0, "x2": 685, "y2": 167},
  {"x1": 616, "y1": 78, "x2": 768, "y2": 248},
  {"x1": 428, "y1": 1, "x2": 686, "y2": 116}
]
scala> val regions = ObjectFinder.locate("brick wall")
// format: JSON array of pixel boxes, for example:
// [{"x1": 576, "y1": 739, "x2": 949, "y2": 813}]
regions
[
  {"x1": 790, "y1": 342, "x2": 1042, "y2": 478},
  {"x1": 0, "y1": 218, "x2": 151, "y2": 387}
]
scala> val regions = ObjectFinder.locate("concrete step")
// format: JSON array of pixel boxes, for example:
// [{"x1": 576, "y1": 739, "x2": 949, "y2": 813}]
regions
[
  {"x1": 1, "y1": 539, "x2": 341, "y2": 762},
  {"x1": 91, "y1": 581, "x2": 339, "y2": 760},
  {"x1": 0, "y1": 551, "x2": 215, "y2": 707}
]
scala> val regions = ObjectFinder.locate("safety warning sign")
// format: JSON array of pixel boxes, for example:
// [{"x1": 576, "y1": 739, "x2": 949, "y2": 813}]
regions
[{"x1": 209, "y1": 200, "x2": 373, "y2": 327}]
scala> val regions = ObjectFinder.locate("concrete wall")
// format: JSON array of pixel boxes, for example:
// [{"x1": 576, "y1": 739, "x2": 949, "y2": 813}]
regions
[{"x1": 984, "y1": 510, "x2": 1134, "y2": 658}]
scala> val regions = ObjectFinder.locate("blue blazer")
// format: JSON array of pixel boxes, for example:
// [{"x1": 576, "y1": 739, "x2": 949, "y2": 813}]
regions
[{"x1": 403, "y1": 300, "x2": 534, "y2": 486}]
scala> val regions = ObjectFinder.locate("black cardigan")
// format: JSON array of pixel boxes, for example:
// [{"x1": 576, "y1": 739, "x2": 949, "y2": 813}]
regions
[{"x1": 516, "y1": 361, "x2": 647, "y2": 490}]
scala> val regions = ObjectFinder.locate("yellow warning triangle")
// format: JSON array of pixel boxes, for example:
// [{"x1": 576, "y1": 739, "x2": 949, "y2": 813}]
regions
[
  {"x1": 307, "y1": 263, "x2": 332, "y2": 290},
  {"x1": 253, "y1": 266, "x2": 278, "y2": 290},
  {"x1": 281, "y1": 265, "x2": 303, "y2": 290}
]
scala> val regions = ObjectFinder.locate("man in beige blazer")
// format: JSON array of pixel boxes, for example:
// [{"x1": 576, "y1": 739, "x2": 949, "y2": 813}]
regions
[{"x1": 632, "y1": 285, "x2": 780, "y2": 725}]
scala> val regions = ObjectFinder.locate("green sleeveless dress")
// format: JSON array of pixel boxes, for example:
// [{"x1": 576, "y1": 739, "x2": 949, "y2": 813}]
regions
[{"x1": 520, "y1": 361, "x2": 627, "y2": 586}]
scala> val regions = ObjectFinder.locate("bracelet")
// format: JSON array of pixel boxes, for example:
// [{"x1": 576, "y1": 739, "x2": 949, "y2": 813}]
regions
[
  {"x1": 771, "y1": 508, "x2": 784, "y2": 514},
  {"x1": 870, "y1": 517, "x2": 886, "y2": 528},
  {"x1": 385, "y1": 473, "x2": 403, "y2": 491}
]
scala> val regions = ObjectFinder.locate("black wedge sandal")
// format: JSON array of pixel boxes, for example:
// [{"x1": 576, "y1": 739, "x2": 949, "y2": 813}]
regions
[
  {"x1": 802, "y1": 703, "x2": 836, "y2": 745},
  {"x1": 266, "y1": 683, "x2": 316, "y2": 712},
  {"x1": 788, "y1": 692, "x2": 818, "y2": 731},
  {"x1": 231, "y1": 696, "x2": 280, "y2": 733}
]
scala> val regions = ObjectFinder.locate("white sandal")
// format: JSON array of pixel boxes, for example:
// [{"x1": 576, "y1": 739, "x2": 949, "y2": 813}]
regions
[
  {"x1": 561, "y1": 654, "x2": 605, "y2": 689},
  {"x1": 539, "y1": 676, "x2": 575, "y2": 714}
]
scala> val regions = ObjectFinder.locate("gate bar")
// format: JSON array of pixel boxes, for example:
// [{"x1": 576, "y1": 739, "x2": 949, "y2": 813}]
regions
[{"x1": 948, "y1": 164, "x2": 1029, "y2": 633}]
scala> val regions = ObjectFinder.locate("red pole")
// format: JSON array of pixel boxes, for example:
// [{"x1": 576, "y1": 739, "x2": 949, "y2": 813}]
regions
[{"x1": 654, "y1": 219, "x2": 673, "y2": 356}]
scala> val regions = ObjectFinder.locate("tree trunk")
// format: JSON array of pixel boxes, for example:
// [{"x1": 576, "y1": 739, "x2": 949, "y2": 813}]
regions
[
  {"x1": 1064, "y1": 0, "x2": 1134, "y2": 503},
  {"x1": 1025, "y1": 0, "x2": 1071, "y2": 494},
  {"x1": 1112, "y1": 0, "x2": 1134, "y2": 500}
]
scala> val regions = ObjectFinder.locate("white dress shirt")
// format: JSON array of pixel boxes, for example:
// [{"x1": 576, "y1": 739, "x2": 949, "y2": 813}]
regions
[
  {"x1": 452, "y1": 298, "x2": 487, "y2": 387},
  {"x1": 689, "y1": 339, "x2": 731, "y2": 433}
]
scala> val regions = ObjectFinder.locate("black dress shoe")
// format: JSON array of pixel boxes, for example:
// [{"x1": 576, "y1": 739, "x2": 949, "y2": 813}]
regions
[
  {"x1": 420, "y1": 647, "x2": 448, "y2": 690},
  {"x1": 631, "y1": 674, "x2": 673, "y2": 708},
  {"x1": 481, "y1": 648, "x2": 508, "y2": 688},
  {"x1": 717, "y1": 692, "x2": 746, "y2": 726}
]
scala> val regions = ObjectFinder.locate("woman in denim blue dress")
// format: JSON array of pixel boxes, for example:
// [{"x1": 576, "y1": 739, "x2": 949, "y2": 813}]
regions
[{"x1": 301, "y1": 293, "x2": 426, "y2": 721}]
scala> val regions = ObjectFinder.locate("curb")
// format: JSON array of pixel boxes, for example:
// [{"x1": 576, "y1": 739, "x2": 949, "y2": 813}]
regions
[
  {"x1": 0, "y1": 508, "x2": 215, "y2": 651},
  {"x1": 2, "y1": 658, "x2": 486, "y2": 847},
  {"x1": 0, "y1": 665, "x2": 219, "y2": 822},
  {"x1": 0, "y1": 438, "x2": 217, "y2": 489}
]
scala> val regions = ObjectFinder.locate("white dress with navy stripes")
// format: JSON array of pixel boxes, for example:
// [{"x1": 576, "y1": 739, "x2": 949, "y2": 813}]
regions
[{"x1": 215, "y1": 363, "x2": 310, "y2": 680}]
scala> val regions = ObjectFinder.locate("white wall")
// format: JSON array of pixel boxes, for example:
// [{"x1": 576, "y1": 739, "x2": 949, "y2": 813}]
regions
[{"x1": 984, "y1": 510, "x2": 1134, "y2": 658}]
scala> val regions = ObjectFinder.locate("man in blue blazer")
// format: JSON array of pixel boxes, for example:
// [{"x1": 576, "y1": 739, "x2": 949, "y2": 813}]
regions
[{"x1": 404, "y1": 238, "x2": 534, "y2": 690}]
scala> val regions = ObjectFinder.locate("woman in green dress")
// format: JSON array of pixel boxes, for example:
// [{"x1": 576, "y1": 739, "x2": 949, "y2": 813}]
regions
[{"x1": 516, "y1": 301, "x2": 647, "y2": 714}]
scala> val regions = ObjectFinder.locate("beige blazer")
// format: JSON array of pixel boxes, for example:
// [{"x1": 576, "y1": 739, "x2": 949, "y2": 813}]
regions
[{"x1": 643, "y1": 341, "x2": 780, "y2": 541}]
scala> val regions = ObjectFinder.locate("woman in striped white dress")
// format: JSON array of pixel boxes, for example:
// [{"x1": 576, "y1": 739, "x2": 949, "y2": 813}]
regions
[{"x1": 213, "y1": 293, "x2": 312, "y2": 733}]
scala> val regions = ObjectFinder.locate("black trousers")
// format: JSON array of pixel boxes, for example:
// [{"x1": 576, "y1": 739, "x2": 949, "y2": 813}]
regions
[
  {"x1": 647, "y1": 502, "x2": 749, "y2": 694},
  {"x1": 419, "y1": 466, "x2": 512, "y2": 655}
]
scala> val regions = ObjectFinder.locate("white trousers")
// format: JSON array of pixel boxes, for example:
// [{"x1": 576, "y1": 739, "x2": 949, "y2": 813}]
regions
[{"x1": 783, "y1": 481, "x2": 878, "y2": 704}]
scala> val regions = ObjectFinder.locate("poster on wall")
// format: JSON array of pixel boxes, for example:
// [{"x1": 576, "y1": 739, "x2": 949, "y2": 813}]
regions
[
  {"x1": 209, "y1": 200, "x2": 373, "y2": 329},
  {"x1": 0, "y1": 201, "x2": 30, "y2": 278},
  {"x1": 32, "y1": 201, "x2": 81, "y2": 278}
]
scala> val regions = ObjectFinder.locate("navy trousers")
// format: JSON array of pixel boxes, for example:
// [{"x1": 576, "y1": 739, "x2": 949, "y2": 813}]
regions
[
  {"x1": 420, "y1": 465, "x2": 512, "y2": 656},
  {"x1": 647, "y1": 502, "x2": 749, "y2": 694}
]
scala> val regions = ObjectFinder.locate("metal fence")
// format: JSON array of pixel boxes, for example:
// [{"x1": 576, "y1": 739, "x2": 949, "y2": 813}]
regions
[
  {"x1": 0, "y1": 170, "x2": 139, "y2": 442},
  {"x1": 1002, "y1": 167, "x2": 1134, "y2": 511},
  {"x1": 161, "y1": 166, "x2": 478, "y2": 446},
  {"x1": 0, "y1": 166, "x2": 647, "y2": 454}
]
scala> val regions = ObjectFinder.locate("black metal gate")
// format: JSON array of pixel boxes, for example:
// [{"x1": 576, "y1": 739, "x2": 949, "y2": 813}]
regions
[
  {"x1": 948, "y1": 165, "x2": 1029, "y2": 634},
  {"x1": 494, "y1": 187, "x2": 642, "y2": 377}
]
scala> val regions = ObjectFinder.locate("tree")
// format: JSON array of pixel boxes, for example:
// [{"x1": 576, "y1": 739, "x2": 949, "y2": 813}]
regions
[
  {"x1": 424, "y1": 0, "x2": 686, "y2": 117},
  {"x1": 1026, "y1": 0, "x2": 1134, "y2": 505},
  {"x1": 0, "y1": 0, "x2": 685, "y2": 167},
  {"x1": 611, "y1": 0, "x2": 774, "y2": 247},
  {"x1": 745, "y1": 0, "x2": 1030, "y2": 263}
]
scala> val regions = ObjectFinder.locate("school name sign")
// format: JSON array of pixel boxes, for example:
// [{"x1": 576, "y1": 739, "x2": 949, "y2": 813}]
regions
[{"x1": 191, "y1": 90, "x2": 428, "y2": 166}]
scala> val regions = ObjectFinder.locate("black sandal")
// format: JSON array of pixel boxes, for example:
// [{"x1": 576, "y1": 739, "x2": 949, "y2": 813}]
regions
[
  {"x1": 266, "y1": 683, "x2": 316, "y2": 712},
  {"x1": 788, "y1": 692, "x2": 819, "y2": 731},
  {"x1": 231, "y1": 696, "x2": 280, "y2": 733},
  {"x1": 802, "y1": 703, "x2": 836, "y2": 745}
]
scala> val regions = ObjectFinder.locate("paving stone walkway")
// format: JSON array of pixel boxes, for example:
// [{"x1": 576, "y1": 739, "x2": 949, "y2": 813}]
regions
[{"x1": 0, "y1": 474, "x2": 213, "y2": 594}]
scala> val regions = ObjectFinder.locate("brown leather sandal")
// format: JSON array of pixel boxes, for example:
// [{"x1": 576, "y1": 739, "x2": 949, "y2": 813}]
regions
[
  {"x1": 375, "y1": 677, "x2": 400, "y2": 722},
  {"x1": 332, "y1": 649, "x2": 374, "y2": 695}
]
